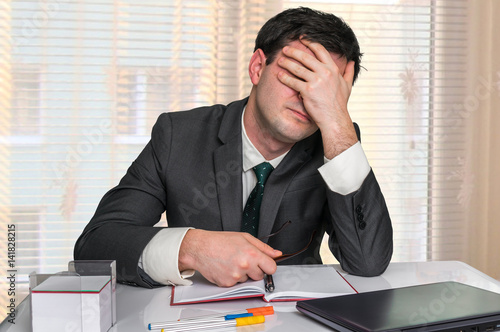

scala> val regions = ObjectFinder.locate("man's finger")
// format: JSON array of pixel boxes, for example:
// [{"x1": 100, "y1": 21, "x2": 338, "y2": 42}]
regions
[
  {"x1": 282, "y1": 45, "x2": 316, "y2": 69},
  {"x1": 244, "y1": 233, "x2": 283, "y2": 258},
  {"x1": 277, "y1": 71, "x2": 305, "y2": 95},
  {"x1": 299, "y1": 38, "x2": 332, "y2": 64},
  {"x1": 246, "y1": 268, "x2": 265, "y2": 282},
  {"x1": 278, "y1": 56, "x2": 311, "y2": 82}
]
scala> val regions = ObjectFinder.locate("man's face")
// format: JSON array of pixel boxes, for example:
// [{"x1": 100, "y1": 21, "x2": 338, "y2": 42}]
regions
[{"x1": 250, "y1": 39, "x2": 348, "y2": 145}]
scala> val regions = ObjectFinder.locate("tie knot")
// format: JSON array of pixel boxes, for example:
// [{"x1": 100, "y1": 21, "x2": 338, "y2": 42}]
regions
[{"x1": 253, "y1": 162, "x2": 274, "y2": 185}]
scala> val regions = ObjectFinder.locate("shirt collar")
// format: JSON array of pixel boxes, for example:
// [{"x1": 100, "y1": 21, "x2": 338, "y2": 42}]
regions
[{"x1": 241, "y1": 107, "x2": 288, "y2": 172}]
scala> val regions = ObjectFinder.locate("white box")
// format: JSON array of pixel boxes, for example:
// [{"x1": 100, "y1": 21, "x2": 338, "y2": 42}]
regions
[{"x1": 31, "y1": 275, "x2": 112, "y2": 332}]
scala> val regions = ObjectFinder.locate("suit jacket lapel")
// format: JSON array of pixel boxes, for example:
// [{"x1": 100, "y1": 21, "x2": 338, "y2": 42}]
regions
[
  {"x1": 257, "y1": 134, "x2": 316, "y2": 240},
  {"x1": 213, "y1": 99, "x2": 246, "y2": 231}
]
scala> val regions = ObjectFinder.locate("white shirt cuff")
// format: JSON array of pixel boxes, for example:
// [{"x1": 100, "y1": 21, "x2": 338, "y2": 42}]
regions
[
  {"x1": 318, "y1": 141, "x2": 371, "y2": 195},
  {"x1": 141, "y1": 227, "x2": 195, "y2": 286}
]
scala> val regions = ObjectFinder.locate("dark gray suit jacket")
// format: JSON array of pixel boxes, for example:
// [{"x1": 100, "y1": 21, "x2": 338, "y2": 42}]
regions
[{"x1": 74, "y1": 98, "x2": 393, "y2": 287}]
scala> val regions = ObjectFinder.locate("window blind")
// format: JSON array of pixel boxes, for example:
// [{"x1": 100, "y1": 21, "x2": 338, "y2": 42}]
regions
[{"x1": 0, "y1": 0, "x2": 469, "y2": 317}]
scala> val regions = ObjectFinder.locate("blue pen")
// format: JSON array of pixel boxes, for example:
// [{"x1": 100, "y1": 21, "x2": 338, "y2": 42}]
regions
[{"x1": 148, "y1": 313, "x2": 253, "y2": 330}]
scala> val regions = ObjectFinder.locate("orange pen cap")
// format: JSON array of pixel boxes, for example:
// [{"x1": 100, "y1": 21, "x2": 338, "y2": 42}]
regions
[{"x1": 246, "y1": 306, "x2": 274, "y2": 316}]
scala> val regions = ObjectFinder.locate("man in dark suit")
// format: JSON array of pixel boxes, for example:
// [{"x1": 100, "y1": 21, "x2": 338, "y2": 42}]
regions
[{"x1": 74, "y1": 7, "x2": 392, "y2": 288}]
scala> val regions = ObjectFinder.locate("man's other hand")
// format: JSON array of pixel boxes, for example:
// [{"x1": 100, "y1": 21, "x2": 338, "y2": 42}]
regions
[{"x1": 178, "y1": 229, "x2": 282, "y2": 287}]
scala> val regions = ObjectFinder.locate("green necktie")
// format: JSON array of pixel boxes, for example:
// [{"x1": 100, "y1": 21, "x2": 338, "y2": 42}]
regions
[{"x1": 241, "y1": 162, "x2": 274, "y2": 237}]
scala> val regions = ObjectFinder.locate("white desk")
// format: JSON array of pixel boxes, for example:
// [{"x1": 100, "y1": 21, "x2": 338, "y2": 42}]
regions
[{"x1": 2, "y1": 261, "x2": 499, "y2": 331}]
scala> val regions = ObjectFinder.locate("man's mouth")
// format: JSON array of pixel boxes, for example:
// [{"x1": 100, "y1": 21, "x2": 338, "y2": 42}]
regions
[{"x1": 290, "y1": 108, "x2": 311, "y2": 122}]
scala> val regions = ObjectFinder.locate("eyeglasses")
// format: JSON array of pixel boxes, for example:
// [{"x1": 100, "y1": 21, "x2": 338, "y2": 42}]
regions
[{"x1": 259, "y1": 220, "x2": 316, "y2": 263}]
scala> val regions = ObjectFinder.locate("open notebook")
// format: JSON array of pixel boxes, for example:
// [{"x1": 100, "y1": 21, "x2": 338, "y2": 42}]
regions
[{"x1": 171, "y1": 265, "x2": 357, "y2": 305}]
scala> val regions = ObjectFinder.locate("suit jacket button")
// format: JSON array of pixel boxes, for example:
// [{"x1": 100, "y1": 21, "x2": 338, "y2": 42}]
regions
[
  {"x1": 357, "y1": 213, "x2": 364, "y2": 222},
  {"x1": 359, "y1": 221, "x2": 367, "y2": 230},
  {"x1": 355, "y1": 205, "x2": 363, "y2": 214}
]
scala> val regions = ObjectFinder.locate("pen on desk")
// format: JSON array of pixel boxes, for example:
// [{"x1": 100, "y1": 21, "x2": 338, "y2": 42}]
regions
[
  {"x1": 148, "y1": 306, "x2": 274, "y2": 330},
  {"x1": 160, "y1": 315, "x2": 265, "y2": 332},
  {"x1": 177, "y1": 305, "x2": 273, "y2": 321},
  {"x1": 148, "y1": 313, "x2": 252, "y2": 330},
  {"x1": 265, "y1": 273, "x2": 275, "y2": 292}
]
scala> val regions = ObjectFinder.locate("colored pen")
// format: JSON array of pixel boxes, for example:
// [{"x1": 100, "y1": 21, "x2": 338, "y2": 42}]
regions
[
  {"x1": 148, "y1": 313, "x2": 252, "y2": 330},
  {"x1": 160, "y1": 315, "x2": 265, "y2": 332},
  {"x1": 178, "y1": 305, "x2": 273, "y2": 321},
  {"x1": 148, "y1": 306, "x2": 274, "y2": 330}
]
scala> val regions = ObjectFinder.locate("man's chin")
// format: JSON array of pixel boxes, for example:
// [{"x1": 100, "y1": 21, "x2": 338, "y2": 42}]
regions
[{"x1": 277, "y1": 129, "x2": 317, "y2": 144}]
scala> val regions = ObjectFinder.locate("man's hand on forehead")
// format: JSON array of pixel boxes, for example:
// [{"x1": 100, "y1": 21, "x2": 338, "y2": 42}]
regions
[
  {"x1": 276, "y1": 38, "x2": 353, "y2": 118},
  {"x1": 278, "y1": 38, "x2": 349, "y2": 79},
  {"x1": 276, "y1": 38, "x2": 358, "y2": 159}
]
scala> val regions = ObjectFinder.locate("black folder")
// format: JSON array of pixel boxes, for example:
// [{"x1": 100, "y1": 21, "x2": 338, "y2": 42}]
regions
[{"x1": 296, "y1": 282, "x2": 500, "y2": 332}]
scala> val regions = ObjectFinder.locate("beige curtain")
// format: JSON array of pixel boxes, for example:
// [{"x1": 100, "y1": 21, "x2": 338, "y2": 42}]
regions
[{"x1": 465, "y1": 0, "x2": 500, "y2": 280}]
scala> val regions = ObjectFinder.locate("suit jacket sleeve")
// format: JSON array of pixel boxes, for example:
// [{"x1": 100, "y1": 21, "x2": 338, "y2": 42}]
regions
[
  {"x1": 320, "y1": 122, "x2": 392, "y2": 276},
  {"x1": 73, "y1": 114, "x2": 173, "y2": 288},
  {"x1": 326, "y1": 168, "x2": 393, "y2": 277}
]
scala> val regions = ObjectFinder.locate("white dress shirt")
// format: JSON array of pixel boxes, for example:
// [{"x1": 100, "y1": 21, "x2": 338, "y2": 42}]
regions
[{"x1": 140, "y1": 109, "x2": 371, "y2": 286}]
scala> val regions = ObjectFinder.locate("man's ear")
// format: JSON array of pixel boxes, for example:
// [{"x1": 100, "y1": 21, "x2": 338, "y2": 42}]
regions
[{"x1": 248, "y1": 49, "x2": 266, "y2": 85}]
